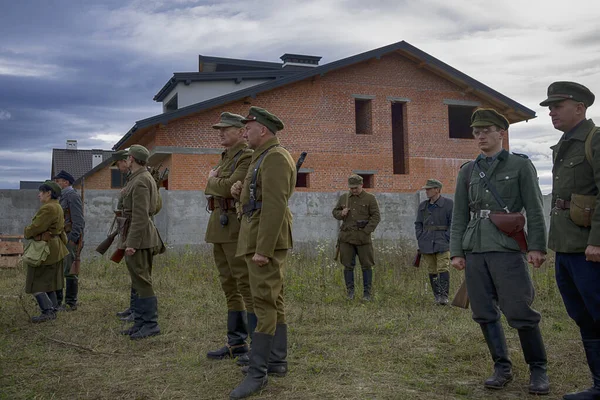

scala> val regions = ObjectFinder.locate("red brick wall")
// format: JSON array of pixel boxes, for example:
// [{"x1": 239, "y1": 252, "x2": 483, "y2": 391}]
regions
[{"x1": 124, "y1": 52, "x2": 514, "y2": 193}]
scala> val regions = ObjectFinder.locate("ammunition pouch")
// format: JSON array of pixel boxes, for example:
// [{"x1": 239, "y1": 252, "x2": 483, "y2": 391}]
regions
[
  {"x1": 488, "y1": 212, "x2": 528, "y2": 253},
  {"x1": 569, "y1": 194, "x2": 596, "y2": 228},
  {"x1": 356, "y1": 220, "x2": 369, "y2": 229}
]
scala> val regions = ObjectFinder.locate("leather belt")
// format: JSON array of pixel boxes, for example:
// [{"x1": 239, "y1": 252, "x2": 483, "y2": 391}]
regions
[
  {"x1": 207, "y1": 197, "x2": 236, "y2": 211},
  {"x1": 242, "y1": 201, "x2": 262, "y2": 214},
  {"x1": 555, "y1": 199, "x2": 571, "y2": 210},
  {"x1": 424, "y1": 225, "x2": 448, "y2": 231},
  {"x1": 473, "y1": 210, "x2": 492, "y2": 219}
]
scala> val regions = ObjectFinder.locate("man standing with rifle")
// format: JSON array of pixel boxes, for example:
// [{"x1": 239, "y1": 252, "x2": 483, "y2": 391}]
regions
[
  {"x1": 53, "y1": 170, "x2": 85, "y2": 311},
  {"x1": 450, "y1": 108, "x2": 549, "y2": 395}
]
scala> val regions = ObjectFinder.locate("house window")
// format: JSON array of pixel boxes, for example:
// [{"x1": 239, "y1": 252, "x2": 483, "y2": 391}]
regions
[
  {"x1": 355, "y1": 98, "x2": 373, "y2": 135},
  {"x1": 111, "y1": 169, "x2": 127, "y2": 188},
  {"x1": 165, "y1": 94, "x2": 178, "y2": 113},
  {"x1": 448, "y1": 105, "x2": 476, "y2": 139},
  {"x1": 358, "y1": 174, "x2": 374, "y2": 189},
  {"x1": 391, "y1": 101, "x2": 408, "y2": 174},
  {"x1": 296, "y1": 172, "x2": 309, "y2": 188}
]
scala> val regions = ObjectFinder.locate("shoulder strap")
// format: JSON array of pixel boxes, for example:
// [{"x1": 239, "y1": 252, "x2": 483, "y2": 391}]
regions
[
  {"x1": 473, "y1": 162, "x2": 509, "y2": 212},
  {"x1": 250, "y1": 145, "x2": 279, "y2": 201},
  {"x1": 464, "y1": 161, "x2": 476, "y2": 192},
  {"x1": 585, "y1": 125, "x2": 598, "y2": 165},
  {"x1": 230, "y1": 149, "x2": 244, "y2": 174}
]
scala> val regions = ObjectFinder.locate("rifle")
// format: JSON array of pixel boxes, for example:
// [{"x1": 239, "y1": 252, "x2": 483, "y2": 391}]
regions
[
  {"x1": 451, "y1": 278, "x2": 469, "y2": 309},
  {"x1": 110, "y1": 248, "x2": 125, "y2": 264},
  {"x1": 334, "y1": 190, "x2": 350, "y2": 261},
  {"x1": 412, "y1": 250, "x2": 421, "y2": 267},
  {"x1": 296, "y1": 151, "x2": 307, "y2": 173},
  {"x1": 69, "y1": 177, "x2": 84, "y2": 275}
]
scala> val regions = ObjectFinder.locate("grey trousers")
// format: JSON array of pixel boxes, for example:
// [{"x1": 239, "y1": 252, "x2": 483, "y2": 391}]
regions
[{"x1": 465, "y1": 252, "x2": 541, "y2": 330}]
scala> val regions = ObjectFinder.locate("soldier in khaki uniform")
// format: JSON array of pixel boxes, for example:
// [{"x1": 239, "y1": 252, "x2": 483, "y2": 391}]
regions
[
  {"x1": 333, "y1": 174, "x2": 381, "y2": 301},
  {"x1": 541, "y1": 82, "x2": 600, "y2": 400},
  {"x1": 229, "y1": 107, "x2": 295, "y2": 400},
  {"x1": 415, "y1": 179, "x2": 453, "y2": 305},
  {"x1": 205, "y1": 112, "x2": 254, "y2": 361},
  {"x1": 450, "y1": 109, "x2": 549, "y2": 395},
  {"x1": 118, "y1": 144, "x2": 164, "y2": 340}
]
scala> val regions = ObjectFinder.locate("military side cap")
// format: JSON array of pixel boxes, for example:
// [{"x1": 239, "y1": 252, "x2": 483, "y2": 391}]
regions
[
  {"x1": 348, "y1": 174, "x2": 363, "y2": 188},
  {"x1": 540, "y1": 81, "x2": 595, "y2": 107},
  {"x1": 128, "y1": 144, "x2": 150, "y2": 162},
  {"x1": 111, "y1": 149, "x2": 129, "y2": 166},
  {"x1": 212, "y1": 112, "x2": 245, "y2": 129},
  {"x1": 242, "y1": 106, "x2": 285, "y2": 133},
  {"x1": 52, "y1": 170, "x2": 74, "y2": 184},
  {"x1": 41, "y1": 180, "x2": 62, "y2": 197},
  {"x1": 422, "y1": 179, "x2": 442, "y2": 189},
  {"x1": 470, "y1": 108, "x2": 510, "y2": 130}
]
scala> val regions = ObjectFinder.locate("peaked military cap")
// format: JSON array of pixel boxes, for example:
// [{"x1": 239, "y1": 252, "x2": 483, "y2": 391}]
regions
[
  {"x1": 52, "y1": 170, "x2": 75, "y2": 185},
  {"x1": 421, "y1": 179, "x2": 442, "y2": 189},
  {"x1": 540, "y1": 81, "x2": 595, "y2": 107},
  {"x1": 212, "y1": 112, "x2": 245, "y2": 129},
  {"x1": 348, "y1": 174, "x2": 363, "y2": 188},
  {"x1": 40, "y1": 180, "x2": 62, "y2": 197},
  {"x1": 111, "y1": 149, "x2": 129, "y2": 166},
  {"x1": 242, "y1": 106, "x2": 285, "y2": 133},
  {"x1": 470, "y1": 108, "x2": 510, "y2": 130},
  {"x1": 128, "y1": 144, "x2": 150, "y2": 162}
]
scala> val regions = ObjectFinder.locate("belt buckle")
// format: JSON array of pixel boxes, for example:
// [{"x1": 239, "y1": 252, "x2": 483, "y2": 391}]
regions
[{"x1": 480, "y1": 209, "x2": 491, "y2": 219}]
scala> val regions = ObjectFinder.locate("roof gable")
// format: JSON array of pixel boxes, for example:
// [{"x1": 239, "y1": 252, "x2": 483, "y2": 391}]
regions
[{"x1": 51, "y1": 149, "x2": 114, "y2": 182}]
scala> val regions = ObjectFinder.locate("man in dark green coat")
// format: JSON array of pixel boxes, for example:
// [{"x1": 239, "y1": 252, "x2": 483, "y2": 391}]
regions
[
  {"x1": 450, "y1": 108, "x2": 549, "y2": 395},
  {"x1": 541, "y1": 81, "x2": 600, "y2": 400},
  {"x1": 332, "y1": 174, "x2": 380, "y2": 300},
  {"x1": 205, "y1": 112, "x2": 254, "y2": 361},
  {"x1": 229, "y1": 106, "x2": 296, "y2": 400}
]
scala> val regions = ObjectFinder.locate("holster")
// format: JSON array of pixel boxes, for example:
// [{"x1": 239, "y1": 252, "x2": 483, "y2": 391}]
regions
[{"x1": 488, "y1": 212, "x2": 528, "y2": 253}]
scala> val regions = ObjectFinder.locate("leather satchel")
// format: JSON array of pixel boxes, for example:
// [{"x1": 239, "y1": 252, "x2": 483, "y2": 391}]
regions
[{"x1": 489, "y1": 212, "x2": 528, "y2": 253}]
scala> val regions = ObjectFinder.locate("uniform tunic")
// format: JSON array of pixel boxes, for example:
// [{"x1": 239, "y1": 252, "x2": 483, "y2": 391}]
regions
[
  {"x1": 415, "y1": 196, "x2": 453, "y2": 274},
  {"x1": 59, "y1": 186, "x2": 85, "y2": 278}
]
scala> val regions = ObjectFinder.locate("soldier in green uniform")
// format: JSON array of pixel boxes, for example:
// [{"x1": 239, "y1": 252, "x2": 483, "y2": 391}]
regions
[
  {"x1": 205, "y1": 112, "x2": 254, "y2": 361},
  {"x1": 24, "y1": 181, "x2": 69, "y2": 322},
  {"x1": 541, "y1": 82, "x2": 600, "y2": 400},
  {"x1": 415, "y1": 179, "x2": 453, "y2": 305},
  {"x1": 450, "y1": 109, "x2": 550, "y2": 395},
  {"x1": 118, "y1": 144, "x2": 164, "y2": 340},
  {"x1": 229, "y1": 106, "x2": 295, "y2": 399},
  {"x1": 332, "y1": 174, "x2": 381, "y2": 301}
]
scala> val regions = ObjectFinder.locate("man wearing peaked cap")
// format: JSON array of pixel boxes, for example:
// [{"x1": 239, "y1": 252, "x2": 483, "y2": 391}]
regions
[
  {"x1": 450, "y1": 108, "x2": 549, "y2": 394},
  {"x1": 111, "y1": 149, "x2": 129, "y2": 166},
  {"x1": 542, "y1": 81, "x2": 600, "y2": 400},
  {"x1": 415, "y1": 179, "x2": 453, "y2": 305},
  {"x1": 333, "y1": 174, "x2": 380, "y2": 302},
  {"x1": 204, "y1": 111, "x2": 254, "y2": 363},
  {"x1": 53, "y1": 169, "x2": 85, "y2": 311},
  {"x1": 229, "y1": 106, "x2": 295, "y2": 399}
]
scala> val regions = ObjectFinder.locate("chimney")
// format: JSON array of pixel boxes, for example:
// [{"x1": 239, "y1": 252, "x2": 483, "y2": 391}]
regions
[
  {"x1": 66, "y1": 139, "x2": 77, "y2": 150},
  {"x1": 280, "y1": 54, "x2": 321, "y2": 70},
  {"x1": 92, "y1": 149, "x2": 103, "y2": 169}
]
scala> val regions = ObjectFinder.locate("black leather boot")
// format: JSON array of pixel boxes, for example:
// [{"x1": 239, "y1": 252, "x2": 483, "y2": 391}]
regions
[
  {"x1": 121, "y1": 295, "x2": 143, "y2": 335},
  {"x1": 117, "y1": 287, "x2": 137, "y2": 318},
  {"x1": 237, "y1": 312, "x2": 257, "y2": 366},
  {"x1": 62, "y1": 278, "x2": 78, "y2": 311},
  {"x1": 207, "y1": 311, "x2": 249, "y2": 360},
  {"x1": 129, "y1": 296, "x2": 160, "y2": 340},
  {"x1": 563, "y1": 339, "x2": 600, "y2": 400},
  {"x1": 343, "y1": 270, "x2": 355, "y2": 300},
  {"x1": 481, "y1": 322, "x2": 513, "y2": 389},
  {"x1": 230, "y1": 332, "x2": 273, "y2": 399},
  {"x1": 55, "y1": 288, "x2": 64, "y2": 308},
  {"x1": 518, "y1": 326, "x2": 549, "y2": 395},
  {"x1": 242, "y1": 323, "x2": 288, "y2": 377},
  {"x1": 362, "y1": 269, "x2": 373, "y2": 301},
  {"x1": 31, "y1": 293, "x2": 56, "y2": 323},
  {"x1": 438, "y1": 271, "x2": 450, "y2": 305},
  {"x1": 428, "y1": 274, "x2": 440, "y2": 304}
]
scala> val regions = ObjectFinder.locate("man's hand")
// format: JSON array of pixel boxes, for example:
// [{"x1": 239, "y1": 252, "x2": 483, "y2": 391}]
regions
[
  {"x1": 341, "y1": 207, "x2": 350, "y2": 217},
  {"x1": 231, "y1": 181, "x2": 243, "y2": 200},
  {"x1": 125, "y1": 247, "x2": 136, "y2": 256},
  {"x1": 252, "y1": 253, "x2": 270, "y2": 267},
  {"x1": 527, "y1": 250, "x2": 546, "y2": 268},
  {"x1": 208, "y1": 167, "x2": 220, "y2": 179},
  {"x1": 451, "y1": 256, "x2": 466, "y2": 271},
  {"x1": 585, "y1": 245, "x2": 600, "y2": 262}
]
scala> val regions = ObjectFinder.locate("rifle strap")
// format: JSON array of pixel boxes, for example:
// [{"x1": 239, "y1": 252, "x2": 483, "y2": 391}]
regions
[
  {"x1": 584, "y1": 125, "x2": 599, "y2": 165},
  {"x1": 230, "y1": 149, "x2": 244, "y2": 174},
  {"x1": 473, "y1": 162, "x2": 509, "y2": 213}
]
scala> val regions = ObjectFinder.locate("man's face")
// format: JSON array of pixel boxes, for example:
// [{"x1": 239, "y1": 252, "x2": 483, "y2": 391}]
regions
[
  {"x1": 425, "y1": 187, "x2": 440, "y2": 199},
  {"x1": 350, "y1": 185, "x2": 363, "y2": 195},
  {"x1": 54, "y1": 178, "x2": 69, "y2": 189},
  {"x1": 548, "y1": 100, "x2": 585, "y2": 132},
  {"x1": 243, "y1": 121, "x2": 264, "y2": 150},
  {"x1": 116, "y1": 160, "x2": 128, "y2": 173},
  {"x1": 218, "y1": 126, "x2": 243, "y2": 148},
  {"x1": 472, "y1": 125, "x2": 504, "y2": 153},
  {"x1": 125, "y1": 155, "x2": 134, "y2": 169}
]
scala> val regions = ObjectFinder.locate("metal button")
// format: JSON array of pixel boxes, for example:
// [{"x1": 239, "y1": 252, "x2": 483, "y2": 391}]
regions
[
  {"x1": 570, "y1": 162, "x2": 573, "y2": 165},
  {"x1": 485, "y1": 189, "x2": 489, "y2": 193},
  {"x1": 505, "y1": 176, "x2": 509, "y2": 179}
]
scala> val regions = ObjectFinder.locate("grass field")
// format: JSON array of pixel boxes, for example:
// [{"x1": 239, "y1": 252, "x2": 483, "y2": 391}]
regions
[{"x1": 0, "y1": 241, "x2": 592, "y2": 399}]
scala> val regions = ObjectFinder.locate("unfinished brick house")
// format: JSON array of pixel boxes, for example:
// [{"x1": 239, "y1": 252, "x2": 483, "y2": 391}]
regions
[{"x1": 80, "y1": 40, "x2": 536, "y2": 192}]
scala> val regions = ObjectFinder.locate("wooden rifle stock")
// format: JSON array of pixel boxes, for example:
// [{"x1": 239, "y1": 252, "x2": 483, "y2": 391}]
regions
[
  {"x1": 110, "y1": 248, "x2": 125, "y2": 264},
  {"x1": 451, "y1": 279, "x2": 470, "y2": 309},
  {"x1": 412, "y1": 250, "x2": 421, "y2": 267},
  {"x1": 95, "y1": 230, "x2": 118, "y2": 255}
]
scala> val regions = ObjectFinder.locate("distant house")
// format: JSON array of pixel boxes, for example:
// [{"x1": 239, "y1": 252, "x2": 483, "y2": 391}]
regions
[
  {"x1": 19, "y1": 181, "x2": 45, "y2": 189},
  {"x1": 50, "y1": 140, "x2": 124, "y2": 189},
  {"x1": 79, "y1": 40, "x2": 536, "y2": 192}
]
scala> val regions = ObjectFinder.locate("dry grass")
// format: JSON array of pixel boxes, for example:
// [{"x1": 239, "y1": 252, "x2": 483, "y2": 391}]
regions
[{"x1": 0, "y1": 241, "x2": 591, "y2": 399}]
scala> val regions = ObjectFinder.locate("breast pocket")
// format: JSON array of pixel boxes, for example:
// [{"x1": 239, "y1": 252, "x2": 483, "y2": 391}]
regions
[
  {"x1": 495, "y1": 171, "x2": 518, "y2": 199},
  {"x1": 563, "y1": 155, "x2": 587, "y2": 188}
]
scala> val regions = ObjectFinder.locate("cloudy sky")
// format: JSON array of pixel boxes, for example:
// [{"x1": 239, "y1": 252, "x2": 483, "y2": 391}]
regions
[{"x1": 1, "y1": 0, "x2": 599, "y2": 192}]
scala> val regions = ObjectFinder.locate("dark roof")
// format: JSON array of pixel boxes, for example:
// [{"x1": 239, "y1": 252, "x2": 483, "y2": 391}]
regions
[
  {"x1": 198, "y1": 55, "x2": 282, "y2": 72},
  {"x1": 114, "y1": 40, "x2": 536, "y2": 150},
  {"x1": 20, "y1": 181, "x2": 45, "y2": 189},
  {"x1": 154, "y1": 70, "x2": 299, "y2": 102},
  {"x1": 51, "y1": 149, "x2": 114, "y2": 182}
]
